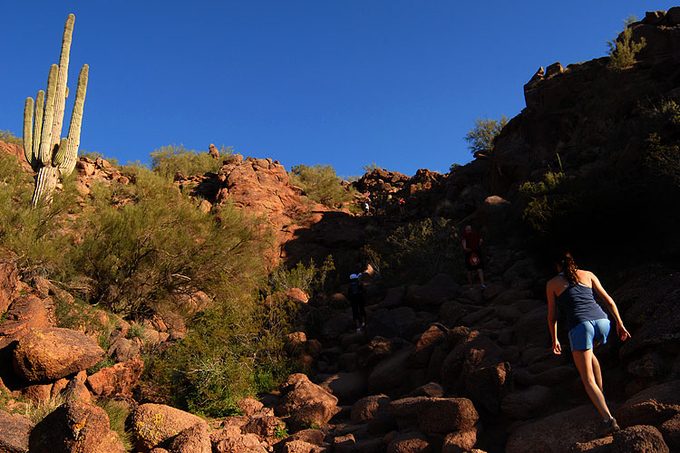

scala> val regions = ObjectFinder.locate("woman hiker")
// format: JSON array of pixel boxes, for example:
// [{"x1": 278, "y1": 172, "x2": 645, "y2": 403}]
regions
[{"x1": 546, "y1": 251, "x2": 631, "y2": 435}]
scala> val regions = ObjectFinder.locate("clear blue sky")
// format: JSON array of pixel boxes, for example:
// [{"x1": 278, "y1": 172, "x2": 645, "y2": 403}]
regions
[{"x1": 0, "y1": 1, "x2": 675, "y2": 177}]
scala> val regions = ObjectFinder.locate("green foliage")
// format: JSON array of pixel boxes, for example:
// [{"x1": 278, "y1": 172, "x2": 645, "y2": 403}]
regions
[
  {"x1": 145, "y1": 290, "x2": 291, "y2": 416},
  {"x1": 365, "y1": 217, "x2": 462, "y2": 284},
  {"x1": 289, "y1": 164, "x2": 353, "y2": 208},
  {"x1": 645, "y1": 133, "x2": 680, "y2": 186},
  {"x1": 465, "y1": 116, "x2": 509, "y2": 155},
  {"x1": 87, "y1": 356, "x2": 116, "y2": 374},
  {"x1": 607, "y1": 17, "x2": 646, "y2": 70},
  {"x1": 0, "y1": 130, "x2": 22, "y2": 145},
  {"x1": 72, "y1": 166, "x2": 266, "y2": 318},
  {"x1": 150, "y1": 144, "x2": 228, "y2": 179},
  {"x1": 519, "y1": 171, "x2": 567, "y2": 233},
  {"x1": 268, "y1": 256, "x2": 335, "y2": 296},
  {"x1": 98, "y1": 399, "x2": 133, "y2": 451},
  {"x1": 274, "y1": 424, "x2": 289, "y2": 439},
  {"x1": 362, "y1": 162, "x2": 381, "y2": 173},
  {"x1": 0, "y1": 152, "x2": 77, "y2": 279}
]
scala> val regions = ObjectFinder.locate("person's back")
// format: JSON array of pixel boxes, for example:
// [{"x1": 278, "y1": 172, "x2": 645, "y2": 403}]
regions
[{"x1": 555, "y1": 273, "x2": 608, "y2": 330}]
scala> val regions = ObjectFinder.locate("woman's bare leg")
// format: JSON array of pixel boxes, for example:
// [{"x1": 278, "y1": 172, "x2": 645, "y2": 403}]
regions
[
  {"x1": 572, "y1": 349, "x2": 612, "y2": 419},
  {"x1": 591, "y1": 353, "x2": 603, "y2": 392}
]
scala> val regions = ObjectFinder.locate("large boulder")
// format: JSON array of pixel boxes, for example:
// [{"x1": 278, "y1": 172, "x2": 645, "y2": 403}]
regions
[
  {"x1": 169, "y1": 423, "x2": 212, "y2": 453},
  {"x1": 351, "y1": 394, "x2": 391, "y2": 423},
  {"x1": 0, "y1": 260, "x2": 18, "y2": 316},
  {"x1": 389, "y1": 397, "x2": 479, "y2": 435},
  {"x1": 368, "y1": 345, "x2": 415, "y2": 397},
  {"x1": 386, "y1": 431, "x2": 432, "y2": 453},
  {"x1": 506, "y1": 405, "x2": 605, "y2": 453},
  {"x1": 211, "y1": 425, "x2": 268, "y2": 453},
  {"x1": 86, "y1": 357, "x2": 144, "y2": 398},
  {"x1": 320, "y1": 371, "x2": 367, "y2": 403},
  {"x1": 441, "y1": 429, "x2": 478, "y2": 453},
  {"x1": 612, "y1": 425, "x2": 669, "y2": 453},
  {"x1": 501, "y1": 385, "x2": 553, "y2": 420},
  {"x1": 13, "y1": 328, "x2": 104, "y2": 383},
  {"x1": 276, "y1": 373, "x2": 340, "y2": 431},
  {"x1": 132, "y1": 403, "x2": 208, "y2": 450},
  {"x1": 405, "y1": 274, "x2": 462, "y2": 307},
  {"x1": 616, "y1": 380, "x2": 680, "y2": 427},
  {"x1": 0, "y1": 410, "x2": 33, "y2": 453},
  {"x1": 0, "y1": 295, "x2": 53, "y2": 343},
  {"x1": 29, "y1": 399, "x2": 125, "y2": 453}
]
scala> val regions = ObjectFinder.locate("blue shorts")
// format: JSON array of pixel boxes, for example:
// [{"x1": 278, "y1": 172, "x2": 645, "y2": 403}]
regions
[{"x1": 568, "y1": 319, "x2": 610, "y2": 351}]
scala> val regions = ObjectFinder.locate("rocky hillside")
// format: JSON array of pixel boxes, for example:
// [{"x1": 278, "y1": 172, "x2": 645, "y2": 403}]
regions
[{"x1": 0, "y1": 7, "x2": 679, "y2": 453}]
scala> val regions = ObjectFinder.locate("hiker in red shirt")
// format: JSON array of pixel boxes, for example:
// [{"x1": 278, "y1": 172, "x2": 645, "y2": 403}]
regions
[{"x1": 461, "y1": 224, "x2": 486, "y2": 288}]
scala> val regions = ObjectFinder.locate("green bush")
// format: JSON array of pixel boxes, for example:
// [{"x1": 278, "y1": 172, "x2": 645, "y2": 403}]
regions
[
  {"x1": 0, "y1": 130, "x2": 22, "y2": 145},
  {"x1": 364, "y1": 217, "x2": 462, "y2": 284},
  {"x1": 98, "y1": 399, "x2": 133, "y2": 451},
  {"x1": 519, "y1": 171, "x2": 568, "y2": 233},
  {"x1": 465, "y1": 116, "x2": 508, "y2": 155},
  {"x1": 268, "y1": 256, "x2": 335, "y2": 296},
  {"x1": 608, "y1": 17, "x2": 646, "y2": 70},
  {"x1": 150, "y1": 144, "x2": 228, "y2": 179},
  {"x1": 71, "y1": 166, "x2": 268, "y2": 318},
  {"x1": 289, "y1": 164, "x2": 353, "y2": 208}
]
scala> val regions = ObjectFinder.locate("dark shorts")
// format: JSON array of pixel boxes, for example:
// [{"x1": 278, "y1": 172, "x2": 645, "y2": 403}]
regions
[
  {"x1": 464, "y1": 251, "x2": 483, "y2": 271},
  {"x1": 568, "y1": 319, "x2": 610, "y2": 351}
]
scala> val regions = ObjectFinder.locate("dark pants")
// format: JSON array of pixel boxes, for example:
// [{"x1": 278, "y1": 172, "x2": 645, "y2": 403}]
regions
[{"x1": 349, "y1": 295, "x2": 366, "y2": 324}]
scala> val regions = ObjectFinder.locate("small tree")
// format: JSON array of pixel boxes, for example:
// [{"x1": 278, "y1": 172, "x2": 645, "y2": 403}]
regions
[
  {"x1": 607, "y1": 16, "x2": 646, "y2": 70},
  {"x1": 289, "y1": 164, "x2": 352, "y2": 208},
  {"x1": 465, "y1": 116, "x2": 508, "y2": 156}
]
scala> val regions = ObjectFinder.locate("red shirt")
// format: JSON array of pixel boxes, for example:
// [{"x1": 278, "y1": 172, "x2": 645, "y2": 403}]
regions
[{"x1": 463, "y1": 231, "x2": 481, "y2": 251}]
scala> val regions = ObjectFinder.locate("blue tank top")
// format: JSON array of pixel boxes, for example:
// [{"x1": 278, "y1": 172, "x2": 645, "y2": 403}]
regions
[{"x1": 556, "y1": 281, "x2": 608, "y2": 330}]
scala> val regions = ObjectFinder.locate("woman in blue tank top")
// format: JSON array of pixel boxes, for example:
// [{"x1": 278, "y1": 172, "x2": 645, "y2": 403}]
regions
[{"x1": 546, "y1": 252, "x2": 631, "y2": 435}]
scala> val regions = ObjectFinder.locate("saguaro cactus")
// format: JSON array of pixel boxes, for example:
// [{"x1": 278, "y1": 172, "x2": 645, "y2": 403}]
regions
[{"x1": 23, "y1": 13, "x2": 89, "y2": 207}]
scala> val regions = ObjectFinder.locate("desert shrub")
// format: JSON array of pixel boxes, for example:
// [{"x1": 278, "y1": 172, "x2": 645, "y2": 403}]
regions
[
  {"x1": 519, "y1": 171, "x2": 568, "y2": 233},
  {"x1": 268, "y1": 256, "x2": 335, "y2": 296},
  {"x1": 608, "y1": 17, "x2": 646, "y2": 70},
  {"x1": 365, "y1": 217, "x2": 462, "y2": 284},
  {"x1": 98, "y1": 399, "x2": 133, "y2": 451},
  {"x1": 150, "y1": 144, "x2": 227, "y2": 179},
  {"x1": 72, "y1": 166, "x2": 267, "y2": 318},
  {"x1": 465, "y1": 116, "x2": 509, "y2": 155},
  {"x1": 0, "y1": 130, "x2": 22, "y2": 145},
  {"x1": 145, "y1": 289, "x2": 292, "y2": 416},
  {"x1": 0, "y1": 153, "x2": 78, "y2": 280},
  {"x1": 289, "y1": 164, "x2": 353, "y2": 208}
]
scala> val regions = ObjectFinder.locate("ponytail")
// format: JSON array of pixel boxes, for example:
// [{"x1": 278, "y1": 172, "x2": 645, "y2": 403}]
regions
[{"x1": 560, "y1": 252, "x2": 579, "y2": 285}]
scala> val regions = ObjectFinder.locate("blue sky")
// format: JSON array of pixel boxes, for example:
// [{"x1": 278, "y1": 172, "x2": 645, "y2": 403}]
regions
[{"x1": 0, "y1": 1, "x2": 675, "y2": 177}]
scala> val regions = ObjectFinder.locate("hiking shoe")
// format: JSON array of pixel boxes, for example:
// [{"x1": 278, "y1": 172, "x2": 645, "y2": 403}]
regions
[{"x1": 600, "y1": 417, "x2": 620, "y2": 436}]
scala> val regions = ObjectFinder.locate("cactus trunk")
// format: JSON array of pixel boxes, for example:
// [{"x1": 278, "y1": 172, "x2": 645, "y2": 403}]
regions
[
  {"x1": 23, "y1": 13, "x2": 88, "y2": 207},
  {"x1": 50, "y1": 13, "x2": 75, "y2": 152},
  {"x1": 23, "y1": 97, "x2": 34, "y2": 167}
]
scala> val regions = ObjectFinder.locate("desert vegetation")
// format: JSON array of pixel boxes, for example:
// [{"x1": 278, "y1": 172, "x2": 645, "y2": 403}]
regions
[
  {"x1": 150, "y1": 144, "x2": 228, "y2": 179},
  {"x1": 289, "y1": 164, "x2": 353, "y2": 208}
]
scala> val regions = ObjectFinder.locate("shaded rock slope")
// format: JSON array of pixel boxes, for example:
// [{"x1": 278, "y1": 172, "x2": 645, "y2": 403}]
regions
[{"x1": 0, "y1": 7, "x2": 679, "y2": 453}]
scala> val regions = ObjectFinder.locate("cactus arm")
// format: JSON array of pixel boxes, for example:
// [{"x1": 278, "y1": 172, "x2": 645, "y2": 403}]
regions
[
  {"x1": 50, "y1": 13, "x2": 75, "y2": 152},
  {"x1": 52, "y1": 137, "x2": 69, "y2": 167},
  {"x1": 38, "y1": 64, "x2": 58, "y2": 166},
  {"x1": 58, "y1": 64, "x2": 88, "y2": 176},
  {"x1": 32, "y1": 90, "x2": 45, "y2": 169},
  {"x1": 23, "y1": 97, "x2": 35, "y2": 168},
  {"x1": 31, "y1": 166, "x2": 59, "y2": 207}
]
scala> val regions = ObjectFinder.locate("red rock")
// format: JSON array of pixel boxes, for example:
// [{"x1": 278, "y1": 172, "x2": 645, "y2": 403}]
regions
[
  {"x1": 133, "y1": 403, "x2": 208, "y2": 450},
  {"x1": 659, "y1": 414, "x2": 680, "y2": 451},
  {"x1": 351, "y1": 394, "x2": 391, "y2": 423},
  {"x1": 0, "y1": 260, "x2": 18, "y2": 316},
  {"x1": 616, "y1": 380, "x2": 680, "y2": 427},
  {"x1": 211, "y1": 425, "x2": 268, "y2": 453},
  {"x1": 285, "y1": 288, "x2": 309, "y2": 304},
  {"x1": 86, "y1": 357, "x2": 144, "y2": 398},
  {"x1": 320, "y1": 371, "x2": 367, "y2": 403},
  {"x1": 29, "y1": 399, "x2": 125, "y2": 453},
  {"x1": 612, "y1": 425, "x2": 669, "y2": 453},
  {"x1": 20, "y1": 383, "x2": 52, "y2": 403},
  {"x1": 238, "y1": 397, "x2": 265, "y2": 417},
  {"x1": 0, "y1": 409, "x2": 33, "y2": 453},
  {"x1": 277, "y1": 439, "x2": 324, "y2": 453},
  {"x1": 386, "y1": 431, "x2": 432, "y2": 453},
  {"x1": 12, "y1": 328, "x2": 104, "y2": 383},
  {"x1": 276, "y1": 373, "x2": 340, "y2": 431},
  {"x1": 506, "y1": 405, "x2": 604, "y2": 453},
  {"x1": 170, "y1": 422, "x2": 212, "y2": 453},
  {"x1": 389, "y1": 397, "x2": 479, "y2": 435},
  {"x1": 442, "y1": 429, "x2": 478, "y2": 453},
  {"x1": 409, "y1": 324, "x2": 447, "y2": 368}
]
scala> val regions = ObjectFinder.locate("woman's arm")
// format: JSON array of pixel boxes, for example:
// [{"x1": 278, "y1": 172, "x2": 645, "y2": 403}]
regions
[
  {"x1": 590, "y1": 272, "x2": 631, "y2": 341},
  {"x1": 546, "y1": 280, "x2": 561, "y2": 354}
]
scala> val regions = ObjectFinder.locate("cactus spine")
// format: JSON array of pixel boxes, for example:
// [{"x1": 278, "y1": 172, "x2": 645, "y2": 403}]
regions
[{"x1": 22, "y1": 13, "x2": 88, "y2": 207}]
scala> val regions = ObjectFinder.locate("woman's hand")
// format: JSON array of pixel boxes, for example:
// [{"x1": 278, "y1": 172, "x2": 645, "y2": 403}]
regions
[
  {"x1": 552, "y1": 339, "x2": 562, "y2": 355},
  {"x1": 617, "y1": 323, "x2": 631, "y2": 342}
]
